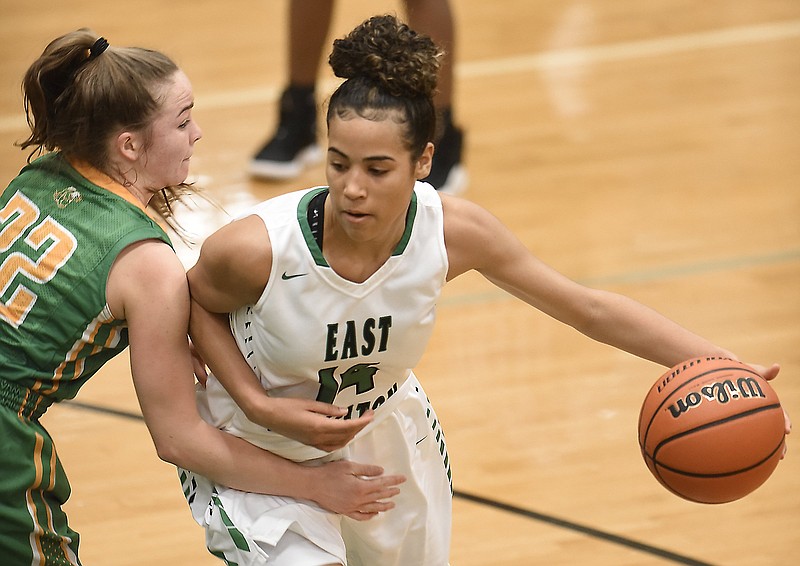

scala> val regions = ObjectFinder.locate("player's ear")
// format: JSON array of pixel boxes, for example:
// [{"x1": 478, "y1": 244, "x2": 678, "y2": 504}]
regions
[
  {"x1": 415, "y1": 142, "x2": 434, "y2": 180},
  {"x1": 115, "y1": 131, "x2": 143, "y2": 163}
]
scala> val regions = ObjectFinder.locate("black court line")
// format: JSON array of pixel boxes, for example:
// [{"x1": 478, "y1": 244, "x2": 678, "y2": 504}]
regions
[
  {"x1": 453, "y1": 490, "x2": 714, "y2": 566},
  {"x1": 65, "y1": 400, "x2": 146, "y2": 421},
  {"x1": 61, "y1": 399, "x2": 716, "y2": 566}
]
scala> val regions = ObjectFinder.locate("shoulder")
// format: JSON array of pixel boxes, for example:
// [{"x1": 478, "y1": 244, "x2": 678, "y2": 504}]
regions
[
  {"x1": 202, "y1": 213, "x2": 270, "y2": 263},
  {"x1": 441, "y1": 194, "x2": 501, "y2": 242},
  {"x1": 441, "y1": 194, "x2": 522, "y2": 280},
  {"x1": 188, "y1": 213, "x2": 272, "y2": 311}
]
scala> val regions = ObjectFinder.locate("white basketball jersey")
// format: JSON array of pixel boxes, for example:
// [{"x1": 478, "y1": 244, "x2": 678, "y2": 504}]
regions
[{"x1": 201, "y1": 182, "x2": 448, "y2": 461}]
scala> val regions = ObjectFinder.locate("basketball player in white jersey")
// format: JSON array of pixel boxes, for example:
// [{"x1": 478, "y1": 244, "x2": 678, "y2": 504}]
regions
[{"x1": 181, "y1": 14, "x2": 787, "y2": 566}]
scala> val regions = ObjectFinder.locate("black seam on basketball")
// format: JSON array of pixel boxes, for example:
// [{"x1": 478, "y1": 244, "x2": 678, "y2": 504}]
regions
[
  {"x1": 652, "y1": 436, "x2": 784, "y2": 479},
  {"x1": 647, "y1": 402, "x2": 782, "y2": 457}
]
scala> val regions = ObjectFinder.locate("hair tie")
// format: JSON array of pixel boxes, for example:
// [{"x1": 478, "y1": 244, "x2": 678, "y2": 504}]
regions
[{"x1": 90, "y1": 37, "x2": 109, "y2": 59}]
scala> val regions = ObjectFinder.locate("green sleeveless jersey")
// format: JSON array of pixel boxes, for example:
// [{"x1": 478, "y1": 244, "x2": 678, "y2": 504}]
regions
[{"x1": 0, "y1": 153, "x2": 172, "y2": 411}]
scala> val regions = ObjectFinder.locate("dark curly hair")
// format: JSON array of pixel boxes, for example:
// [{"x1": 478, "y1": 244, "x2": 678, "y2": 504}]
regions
[{"x1": 326, "y1": 14, "x2": 442, "y2": 159}]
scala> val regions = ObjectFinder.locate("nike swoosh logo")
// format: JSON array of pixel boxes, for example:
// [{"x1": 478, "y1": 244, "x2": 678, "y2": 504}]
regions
[{"x1": 281, "y1": 272, "x2": 308, "y2": 280}]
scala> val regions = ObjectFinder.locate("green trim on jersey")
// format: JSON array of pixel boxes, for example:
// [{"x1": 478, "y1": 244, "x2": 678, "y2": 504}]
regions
[
  {"x1": 297, "y1": 187, "x2": 329, "y2": 267},
  {"x1": 296, "y1": 186, "x2": 418, "y2": 267},
  {"x1": 392, "y1": 193, "x2": 417, "y2": 256}
]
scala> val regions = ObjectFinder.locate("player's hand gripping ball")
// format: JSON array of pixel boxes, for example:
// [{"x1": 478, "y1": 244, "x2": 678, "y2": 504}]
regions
[{"x1": 638, "y1": 357, "x2": 785, "y2": 504}]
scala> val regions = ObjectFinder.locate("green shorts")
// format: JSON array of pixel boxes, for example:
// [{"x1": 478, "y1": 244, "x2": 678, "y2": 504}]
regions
[{"x1": 0, "y1": 379, "x2": 81, "y2": 565}]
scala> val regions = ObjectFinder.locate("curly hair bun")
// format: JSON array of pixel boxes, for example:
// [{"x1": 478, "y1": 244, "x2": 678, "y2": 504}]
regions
[{"x1": 328, "y1": 14, "x2": 442, "y2": 99}]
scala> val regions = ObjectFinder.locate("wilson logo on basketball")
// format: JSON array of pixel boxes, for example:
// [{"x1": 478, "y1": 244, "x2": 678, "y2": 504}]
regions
[{"x1": 667, "y1": 377, "x2": 766, "y2": 418}]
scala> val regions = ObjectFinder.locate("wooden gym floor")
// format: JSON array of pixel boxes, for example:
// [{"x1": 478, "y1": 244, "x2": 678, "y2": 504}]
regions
[{"x1": 1, "y1": 1, "x2": 798, "y2": 564}]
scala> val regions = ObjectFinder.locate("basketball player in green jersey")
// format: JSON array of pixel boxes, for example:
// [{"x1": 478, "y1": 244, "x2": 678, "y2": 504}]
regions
[
  {"x1": 0, "y1": 30, "x2": 403, "y2": 565},
  {"x1": 185, "y1": 15, "x2": 790, "y2": 565}
]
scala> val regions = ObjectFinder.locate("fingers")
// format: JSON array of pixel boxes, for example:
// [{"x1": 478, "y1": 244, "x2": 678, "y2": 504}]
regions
[
  {"x1": 317, "y1": 460, "x2": 406, "y2": 519},
  {"x1": 344, "y1": 462, "x2": 406, "y2": 497},
  {"x1": 344, "y1": 477, "x2": 404, "y2": 521},
  {"x1": 367, "y1": 484, "x2": 403, "y2": 504},
  {"x1": 308, "y1": 402, "x2": 377, "y2": 423},
  {"x1": 193, "y1": 361, "x2": 208, "y2": 388},
  {"x1": 337, "y1": 410, "x2": 375, "y2": 431},
  {"x1": 361, "y1": 473, "x2": 407, "y2": 490},
  {"x1": 309, "y1": 411, "x2": 376, "y2": 451},
  {"x1": 358, "y1": 476, "x2": 405, "y2": 496},
  {"x1": 345, "y1": 510, "x2": 380, "y2": 521},
  {"x1": 353, "y1": 474, "x2": 405, "y2": 511},
  {"x1": 348, "y1": 463, "x2": 385, "y2": 479},
  {"x1": 762, "y1": 363, "x2": 781, "y2": 381},
  {"x1": 345, "y1": 462, "x2": 407, "y2": 486},
  {"x1": 747, "y1": 362, "x2": 781, "y2": 381},
  {"x1": 308, "y1": 402, "x2": 348, "y2": 418},
  {"x1": 345, "y1": 499, "x2": 397, "y2": 521}
]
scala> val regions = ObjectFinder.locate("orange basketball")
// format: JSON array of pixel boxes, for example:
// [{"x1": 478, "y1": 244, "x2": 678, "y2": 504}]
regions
[{"x1": 638, "y1": 357, "x2": 785, "y2": 504}]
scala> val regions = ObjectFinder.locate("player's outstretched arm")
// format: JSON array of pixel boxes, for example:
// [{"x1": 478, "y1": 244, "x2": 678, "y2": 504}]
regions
[{"x1": 442, "y1": 195, "x2": 735, "y2": 368}]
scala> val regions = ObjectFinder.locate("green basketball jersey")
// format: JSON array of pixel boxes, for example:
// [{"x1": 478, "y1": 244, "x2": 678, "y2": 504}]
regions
[{"x1": 0, "y1": 152, "x2": 171, "y2": 409}]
